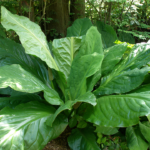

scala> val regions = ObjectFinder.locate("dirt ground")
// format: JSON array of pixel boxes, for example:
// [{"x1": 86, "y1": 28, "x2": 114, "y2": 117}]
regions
[{"x1": 43, "y1": 127, "x2": 71, "y2": 150}]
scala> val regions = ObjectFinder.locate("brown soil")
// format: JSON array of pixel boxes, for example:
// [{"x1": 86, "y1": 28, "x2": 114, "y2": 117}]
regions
[{"x1": 43, "y1": 127, "x2": 71, "y2": 150}]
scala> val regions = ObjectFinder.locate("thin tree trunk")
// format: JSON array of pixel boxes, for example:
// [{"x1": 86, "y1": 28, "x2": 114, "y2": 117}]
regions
[
  {"x1": 107, "y1": 2, "x2": 112, "y2": 25},
  {"x1": 29, "y1": 0, "x2": 35, "y2": 22}
]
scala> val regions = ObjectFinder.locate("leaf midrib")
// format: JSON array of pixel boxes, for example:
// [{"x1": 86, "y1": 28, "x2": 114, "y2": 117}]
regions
[
  {"x1": 0, "y1": 111, "x2": 50, "y2": 145},
  {"x1": 3, "y1": 8, "x2": 59, "y2": 71}
]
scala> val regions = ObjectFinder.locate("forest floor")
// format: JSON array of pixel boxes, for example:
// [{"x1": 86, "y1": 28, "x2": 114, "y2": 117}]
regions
[{"x1": 43, "y1": 127, "x2": 71, "y2": 150}]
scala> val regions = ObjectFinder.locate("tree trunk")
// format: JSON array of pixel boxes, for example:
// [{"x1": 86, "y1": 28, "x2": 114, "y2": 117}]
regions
[
  {"x1": 29, "y1": 0, "x2": 34, "y2": 22},
  {"x1": 70, "y1": 0, "x2": 85, "y2": 22},
  {"x1": 107, "y1": 2, "x2": 112, "y2": 25},
  {"x1": 46, "y1": 0, "x2": 70, "y2": 40}
]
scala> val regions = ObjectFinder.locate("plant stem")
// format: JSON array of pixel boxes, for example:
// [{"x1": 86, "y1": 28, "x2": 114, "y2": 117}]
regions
[{"x1": 38, "y1": 0, "x2": 47, "y2": 24}]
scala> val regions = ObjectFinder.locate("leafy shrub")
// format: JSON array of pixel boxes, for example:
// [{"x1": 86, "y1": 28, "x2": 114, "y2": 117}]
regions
[{"x1": 0, "y1": 6, "x2": 150, "y2": 150}]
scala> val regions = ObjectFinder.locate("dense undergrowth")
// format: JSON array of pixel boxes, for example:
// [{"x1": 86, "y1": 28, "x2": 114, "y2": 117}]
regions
[{"x1": 0, "y1": 6, "x2": 150, "y2": 150}]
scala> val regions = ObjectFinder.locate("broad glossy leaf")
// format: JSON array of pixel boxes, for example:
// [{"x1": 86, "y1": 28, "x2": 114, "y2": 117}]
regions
[
  {"x1": 96, "y1": 21, "x2": 118, "y2": 49},
  {"x1": 95, "y1": 42, "x2": 150, "y2": 96},
  {"x1": 0, "y1": 64, "x2": 63, "y2": 105},
  {"x1": 46, "y1": 92, "x2": 96, "y2": 126},
  {"x1": 0, "y1": 101, "x2": 68, "y2": 150},
  {"x1": 0, "y1": 37, "x2": 51, "y2": 87},
  {"x1": 84, "y1": 93, "x2": 150, "y2": 127},
  {"x1": 123, "y1": 43, "x2": 150, "y2": 70},
  {"x1": 139, "y1": 122, "x2": 150, "y2": 143},
  {"x1": 0, "y1": 94, "x2": 42, "y2": 110},
  {"x1": 94, "y1": 67, "x2": 150, "y2": 96},
  {"x1": 126, "y1": 126, "x2": 149, "y2": 150},
  {"x1": 102, "y1": 43, "x2": 127, "y2": 76},
  {"x1": 68, "y1": 127, "x2": 100, "y2": 150},
  {"x1": 95, "y1": 126, "x2": 118, "y2": 135},
  {"x1": 52, "y1": 36, "x2": 83, "y2": 79},
  {"x1": 76, "y1": 27, "x2": 103, "y2": 92},
  {"x1": 1, "y1": 6, "x2": 58, "y2": 71},
  {"x1": 68, "y1": 53, "x2": 104, "y2": 100},
  {"x1": 67, "y1": 18, "x2": 92, "y2": 37},
  {"x1": 78, "y1": 26, "x2": 103, "y2": 56}
]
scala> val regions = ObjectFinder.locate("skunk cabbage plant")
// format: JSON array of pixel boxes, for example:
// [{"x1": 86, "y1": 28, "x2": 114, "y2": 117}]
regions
[{"x1": 1, "y1": 6, "x2": 150, "y2": 150}]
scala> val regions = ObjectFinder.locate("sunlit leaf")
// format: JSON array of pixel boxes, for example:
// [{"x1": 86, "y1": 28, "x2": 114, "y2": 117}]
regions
[
  {"x1": 0, "y1": 36, "x2": 51, "y2": 87},
  {"x1": 94, "y1": 42, "x2": 150, "y2": 96},
  {"x1": 1, "y1": 6, "x2": 58, "y2": 71},
  {"x1": 0, "y1": 101, "x2": 68, "y2": 150},
  {"x1": 52, "y1": 36, "x2": 83, "y2": 79},
  {"x1": 68, "y1": 53, "x2": 104, "y2": 100},
  {"x1": 0, "y1": 64, "x2": 63, "y2": 105},
  {"x1": 84, "y1": 93, "x2": 150, "y2": 127}
]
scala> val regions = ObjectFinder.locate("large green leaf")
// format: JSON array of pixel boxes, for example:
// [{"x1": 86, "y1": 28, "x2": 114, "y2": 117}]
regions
[
  {"x1": 124, "y1": 43, "x2": 150, "y2": 70},
  {"x1": 101, "y1": 43, "x2": 127, "y2": 76},
  {"x1": 68, "y1": 127, "x2": 101, "y2": 150},
  {"x1": 94, "y1": 42, "x2": 150, "y2": 96},
  {"x1": 96, "y1": 21, "x2": 118, "y2": 49},
  {"x1": 139, "y1": 122, "x2": 150, "y2": 143},
  {"x1": 78, "y1": 26, "x2": 103, "y2": 56},
  {"x1": 52, "y1": 36, "x2": 83, "y2": 80},
  {"x1": 46, "y1": 92, "x2": 96, "y2": 126},
  {"x1": 68, "y1": 53, "x2": 104, "y2": 100},
  {"x1": 95, "y1": 126, "x2": 118, "y2": 135},
  {"x1": 76, "y1": 26, "x2": 104, "y2": 92},
  {"x1": 1, "y1": 6, "x2": 58, "y2": 71},
  {"x1": 0, "y1": 94, "x2": 43, "y2": 110},
  {"x1": 0, "y1": 101, "x2": 68, "y2": 150},
  {"x1": 126, "y1": 126, "x2": 149, "y2": 150},
  {"x1": 94, "y1": 67, "x2": 150, "y2": 96},
  {"x1": 83, "y1": 93, "x2": 150, "y2": 127},
  {"x1": 0, "y1": 36, "x2": 51, "y2": 87},
  {"x1": 0, "y1": 64, "x2": 63, "y2": 105},
  {"x1": 67, "y1": 18, "x2": 92, "y2": 37}
]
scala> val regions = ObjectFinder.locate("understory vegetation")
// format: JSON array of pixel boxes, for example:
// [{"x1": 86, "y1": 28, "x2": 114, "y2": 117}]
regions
[{"x1": 0, "y1": 0, "x2": 150, "y2": 150}]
